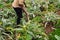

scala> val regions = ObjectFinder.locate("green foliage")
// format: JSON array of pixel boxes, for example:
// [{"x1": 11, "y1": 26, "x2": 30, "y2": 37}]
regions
[
  {"x1": 0, "y1": 0, "x2": 60, "y2": 40},
  {"x1": 55, "y1": 35, "x2": 60, "y2": 40}
]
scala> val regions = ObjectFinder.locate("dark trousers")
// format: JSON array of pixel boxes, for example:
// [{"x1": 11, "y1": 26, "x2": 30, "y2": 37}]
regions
[{"x1": 13, "y1": 7, "x2": 23, "y2": 25}]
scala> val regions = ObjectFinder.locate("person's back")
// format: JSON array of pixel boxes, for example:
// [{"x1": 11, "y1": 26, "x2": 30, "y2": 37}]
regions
[
  {"x1": 12, "y1": 0, "x2": 24, "y2": 8},
  {"x1": 12, "y1": 0, "x2": 19, "y2": 7}
]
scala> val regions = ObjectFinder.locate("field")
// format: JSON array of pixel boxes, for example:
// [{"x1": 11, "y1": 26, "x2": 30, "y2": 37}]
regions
[{"x1": 0, "y1": 0, "x2": 60, "y2": 40}]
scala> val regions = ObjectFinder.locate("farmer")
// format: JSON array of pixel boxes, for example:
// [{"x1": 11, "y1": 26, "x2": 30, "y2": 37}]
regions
[{"x1": 12, "y1": 0, "x2": 29, "y2": 27}]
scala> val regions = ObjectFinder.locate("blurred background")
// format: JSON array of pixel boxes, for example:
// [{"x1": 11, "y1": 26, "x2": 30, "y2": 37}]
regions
[{"x1": 0, "y1": 0, "x2": 60, "y2": 40}]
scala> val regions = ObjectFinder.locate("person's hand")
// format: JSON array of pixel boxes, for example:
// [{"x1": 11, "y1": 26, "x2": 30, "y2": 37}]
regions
[{"x1": 26, "y1": 12, "x2": 29, "y2": 22}]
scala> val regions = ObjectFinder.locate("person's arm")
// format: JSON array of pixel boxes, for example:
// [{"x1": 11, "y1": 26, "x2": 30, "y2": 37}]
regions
[
  {"x1": 22, "y1": 6, "x2": 29, "y2": 21},
  {"x1": 19, "y1": 0, "x2": 29, "y2": 21},
  {"x1": 23, "y1": 2, "x2": 27, "y2": 7}
]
